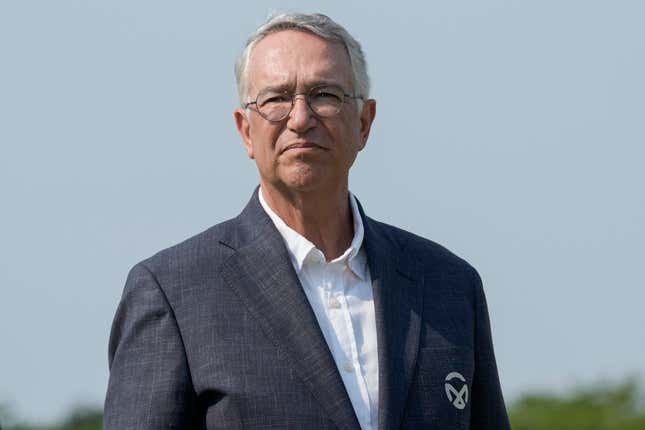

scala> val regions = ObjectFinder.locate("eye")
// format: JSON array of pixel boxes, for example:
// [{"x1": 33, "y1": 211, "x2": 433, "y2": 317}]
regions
[
  {"x1": 266, "y1": 95, "x2": 290, "y2": 103},
  {"x1": 258, "y1": 92, "x2": 291, "y2": 107},
  {"x1": 311, "y1": 87, "x2": 342, "y2": 102}
]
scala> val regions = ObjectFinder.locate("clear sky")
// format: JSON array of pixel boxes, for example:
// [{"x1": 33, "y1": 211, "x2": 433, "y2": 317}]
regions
[{"x1": 1, "y1": 0, "x2": 643, "y2": 424}]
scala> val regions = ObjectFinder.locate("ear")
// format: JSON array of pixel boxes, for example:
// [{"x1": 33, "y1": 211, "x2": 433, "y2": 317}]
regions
[
  {"x1": 357, "y1": 99, "x2": 376, "y2": 151},
  {"x1": 234, "y1": 108, "x2": 255, "y2": 159}
]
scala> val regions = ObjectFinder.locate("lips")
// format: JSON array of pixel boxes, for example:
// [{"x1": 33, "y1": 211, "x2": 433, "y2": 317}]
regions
[{"x1": 282, "y1": 142, "x2": 325, "y2": 153}]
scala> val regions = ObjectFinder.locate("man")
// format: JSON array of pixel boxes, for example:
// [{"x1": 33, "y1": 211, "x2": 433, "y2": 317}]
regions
[{"x1": 105, "y1": 13, "x2": 510, "y2": 429}]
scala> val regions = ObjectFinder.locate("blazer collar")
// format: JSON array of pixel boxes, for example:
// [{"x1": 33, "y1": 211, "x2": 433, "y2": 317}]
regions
[
  {"x1": 220, "y1": 189, "x2": 361, "y2": 429},
  {"x1": 220, "y1": 189, "x2": 424, "y2": 430},
  {"x1": 358, "y1": 202, "x2": 425, "y2": 430}
]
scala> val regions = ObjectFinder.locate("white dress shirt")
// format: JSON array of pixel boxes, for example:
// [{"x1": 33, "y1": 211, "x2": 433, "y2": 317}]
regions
[{"x1": 259, "y1": 188, "x2": 379, "y2": 430}]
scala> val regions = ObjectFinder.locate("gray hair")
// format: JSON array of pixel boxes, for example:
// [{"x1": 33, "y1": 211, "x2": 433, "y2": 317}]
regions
[{"x1": 234, "y1": 13, "x2": 370, "y2": 104}]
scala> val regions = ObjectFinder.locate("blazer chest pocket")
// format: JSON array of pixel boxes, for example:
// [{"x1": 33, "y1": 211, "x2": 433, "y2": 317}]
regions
[{"x1": 414, "y1": 346, "x2": 474, "y2": 428}]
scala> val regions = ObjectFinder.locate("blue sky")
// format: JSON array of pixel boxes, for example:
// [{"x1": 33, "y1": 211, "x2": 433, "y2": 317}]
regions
[{"x1": 1, "y1": 0, "x2": 643, "y2": 424}]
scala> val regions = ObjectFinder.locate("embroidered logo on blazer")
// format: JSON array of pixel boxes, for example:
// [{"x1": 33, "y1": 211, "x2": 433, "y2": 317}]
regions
[{"x1": 444, "y1": 371, "x2": 468, "y2": 410}]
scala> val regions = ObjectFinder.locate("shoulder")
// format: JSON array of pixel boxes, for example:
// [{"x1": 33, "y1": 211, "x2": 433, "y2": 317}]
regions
[
  {"x1": 122, "y1": 190, "x2": 271, "y2": 303},
  {"x1": 365, "y1": 216, "x2": 479, "y2": 278},
  {"x1": 131, "y1": 216, "x2": 245, "y2": 289}
]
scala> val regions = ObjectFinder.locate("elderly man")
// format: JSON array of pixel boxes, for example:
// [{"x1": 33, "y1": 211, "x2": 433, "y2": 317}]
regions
[{"x1": 105, "y1": 13, "x2": 510, "y2": 430}]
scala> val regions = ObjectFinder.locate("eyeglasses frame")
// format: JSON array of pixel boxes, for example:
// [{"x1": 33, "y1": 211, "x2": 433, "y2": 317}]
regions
[{"x1": 242, "y1": 84, "x2": 364, "y2": 123}]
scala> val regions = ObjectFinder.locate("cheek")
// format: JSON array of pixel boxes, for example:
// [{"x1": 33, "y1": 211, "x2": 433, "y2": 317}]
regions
[
  {"x1": 250, "y1": 126, "x2": 279, "y2": 158},
  {"x1": 336, "y1": 121, "x2": 363, "y2": 152}
]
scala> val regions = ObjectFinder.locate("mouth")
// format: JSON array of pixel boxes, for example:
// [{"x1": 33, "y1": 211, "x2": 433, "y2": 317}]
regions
[{"x1": 281, "y1": 142, "x2": 326, "y2": 153}]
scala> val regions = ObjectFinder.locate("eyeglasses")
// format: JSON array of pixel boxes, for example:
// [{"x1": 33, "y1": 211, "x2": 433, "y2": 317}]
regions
[{"x1": 243, "y1": 84, "x2": 363, "y2": 122}]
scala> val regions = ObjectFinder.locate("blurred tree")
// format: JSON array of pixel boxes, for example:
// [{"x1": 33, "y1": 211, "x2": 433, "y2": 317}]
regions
[
  {"x1": 57, "y1": 406, "x2": 101, "y2": 430},
  {"x1": 0, "y1": 404, "x2": 101, "y2": 430},
  {"x1": 510, "y1": 379, "x2": 645, "y2": 430},
  {"x1": 0, "y1": 402, "x2": 19, "y2": 429}
]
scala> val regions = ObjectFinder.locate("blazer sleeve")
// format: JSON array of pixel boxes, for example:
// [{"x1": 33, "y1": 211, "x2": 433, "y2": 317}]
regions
[
  {"x1": 104, "y1": 263, "x2": 197, "y2": 429},
  {"x1": 469, "y1": 268, "x2": 511, "y2": 429}
]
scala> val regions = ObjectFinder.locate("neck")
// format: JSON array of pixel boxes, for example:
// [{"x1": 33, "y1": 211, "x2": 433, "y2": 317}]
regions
[{"x1": 261, "y1": 181, "x2": 354, "y2": 261}]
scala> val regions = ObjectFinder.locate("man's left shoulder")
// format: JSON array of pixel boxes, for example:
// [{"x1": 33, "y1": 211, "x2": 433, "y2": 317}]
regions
[{"x1": 366, "y1": 216, "x2": 479, "y2": 279}]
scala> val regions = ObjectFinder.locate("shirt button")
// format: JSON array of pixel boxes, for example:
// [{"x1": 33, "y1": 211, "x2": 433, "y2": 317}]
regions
[
  {"x1": 343, "y1": 362, "x2": 354, "y2": 373},
  {"x1": 328, "y1": 296, "x2": 341, "y2": 309}
]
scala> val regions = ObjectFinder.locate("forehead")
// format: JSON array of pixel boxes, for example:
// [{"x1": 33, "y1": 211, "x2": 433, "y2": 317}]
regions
[{"x1": 246, "y1": 30, "x2": 353, "y2": 93}]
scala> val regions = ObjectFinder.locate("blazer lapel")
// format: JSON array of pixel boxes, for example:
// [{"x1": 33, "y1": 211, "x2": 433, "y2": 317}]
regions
[
  {"x1": 361, "y1": 212, "x2": 425, "y2": 430},
  {"x1": 220, "y1": 192, "x2": 360, "y2": 429}
]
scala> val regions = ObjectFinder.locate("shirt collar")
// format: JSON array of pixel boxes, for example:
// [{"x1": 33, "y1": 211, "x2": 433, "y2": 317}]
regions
[{"x1": 258, "y1": 187, "x2": 368, "y2": 280}]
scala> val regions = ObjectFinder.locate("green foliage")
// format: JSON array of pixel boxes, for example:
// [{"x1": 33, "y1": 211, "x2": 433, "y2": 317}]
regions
[
  {"x1": 509, "y1": 379, "x2": 645, "y2": 430},
  {"x1": 0, "y1": 405, "x2": 101, "y2": 430},
  {"x1": 57, "y1": 407, "x2": 102, "y2": 430}
]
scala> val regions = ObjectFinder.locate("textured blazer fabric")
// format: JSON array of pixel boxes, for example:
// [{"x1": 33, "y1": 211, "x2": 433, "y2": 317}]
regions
[{"x1": 105, "y1": 189, "x2": 510, "y2": 429}]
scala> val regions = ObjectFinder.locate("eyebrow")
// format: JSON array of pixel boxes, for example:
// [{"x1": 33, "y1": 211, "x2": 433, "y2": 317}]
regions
[
  {"x1": 258, "y1": 85, "x2": 291, "y2": 94},
  {"x1": 257, "y1": 81, "x2": 346, "y2": 94}
]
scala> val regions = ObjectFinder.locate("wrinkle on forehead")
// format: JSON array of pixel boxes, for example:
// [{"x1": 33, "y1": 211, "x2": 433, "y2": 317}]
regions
[{"x1": 246, "y1": 30, "x2": 354, "y2": 97}]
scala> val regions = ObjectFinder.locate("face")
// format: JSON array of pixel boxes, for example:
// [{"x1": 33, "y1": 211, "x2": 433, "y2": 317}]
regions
[{"x1": 234, "y1": 30, "x2": 376, "y2": 194}]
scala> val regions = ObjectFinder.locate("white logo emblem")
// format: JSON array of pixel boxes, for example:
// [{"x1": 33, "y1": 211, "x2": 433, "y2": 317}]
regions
[{"x1": 444, "y1": 372, "x2": 468, "y2": 410}]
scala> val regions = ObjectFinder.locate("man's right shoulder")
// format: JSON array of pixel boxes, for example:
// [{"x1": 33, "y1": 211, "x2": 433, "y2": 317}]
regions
[{"x1": 130, "y1": 216, "x2": 244, "y2": 288}]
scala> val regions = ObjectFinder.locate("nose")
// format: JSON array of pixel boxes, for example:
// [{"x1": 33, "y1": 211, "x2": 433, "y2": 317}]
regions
[{"x1": 287, "y1": 94, "x2": 316, "y2": 132}]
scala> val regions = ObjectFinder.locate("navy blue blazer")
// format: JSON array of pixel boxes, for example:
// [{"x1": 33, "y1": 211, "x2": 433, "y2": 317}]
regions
[{"x1": 105, "y1": 190, "x2": 510, "y2": 429}]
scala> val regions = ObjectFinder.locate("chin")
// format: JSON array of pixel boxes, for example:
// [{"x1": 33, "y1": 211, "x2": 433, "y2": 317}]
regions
[{"x1": 281, "y1": 165, "x2": 327, "y2": 192}]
